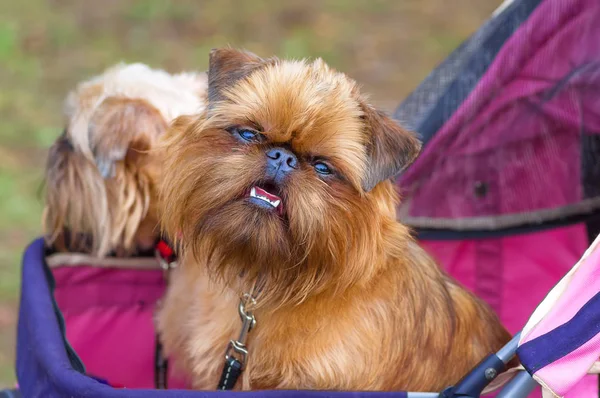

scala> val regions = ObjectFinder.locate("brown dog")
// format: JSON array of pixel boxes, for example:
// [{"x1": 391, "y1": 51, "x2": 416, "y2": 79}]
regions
[
  {"x1": 44, "y1": 63, "x2": 207, "y2": 257},
  {"x1": 157, "y1": 49, "x2": 511, "y2": 391}
]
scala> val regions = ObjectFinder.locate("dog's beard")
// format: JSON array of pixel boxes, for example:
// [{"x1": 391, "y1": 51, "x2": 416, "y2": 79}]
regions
[
  {"x1": 186, "y1": 185, "x2": 336, "y2": 308},
  {"x1": 183, "y1": 180, "x2": 385, "y2": 309},
  {"x1": 194, "y1": 200, "x2": 292, "y2": 281}
]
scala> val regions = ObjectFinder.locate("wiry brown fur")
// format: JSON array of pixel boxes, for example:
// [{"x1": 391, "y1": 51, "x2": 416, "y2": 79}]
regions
[
  {"x1": 157, "y1": 49, "x2": 511, "y2": 391},
  {"x1": 44, "y1": 64, "x2": 207, "y2": 256}
]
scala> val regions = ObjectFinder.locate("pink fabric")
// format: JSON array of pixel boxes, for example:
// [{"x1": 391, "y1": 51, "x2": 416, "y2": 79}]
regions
[
  {"x1": 519, "y1": 238, "x2": 600, "y2": 396},
  {"x1": 419, "y1": 224, "x2": 594, "y2": 397},
  {"x1": 52, "y1": 265, "x2": 187, "y2": 389}
]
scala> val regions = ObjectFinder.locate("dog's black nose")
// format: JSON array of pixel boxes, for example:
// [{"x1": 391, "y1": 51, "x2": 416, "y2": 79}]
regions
[{"x1": 265, "y1": 147, "x2": 298, "y2": 183}]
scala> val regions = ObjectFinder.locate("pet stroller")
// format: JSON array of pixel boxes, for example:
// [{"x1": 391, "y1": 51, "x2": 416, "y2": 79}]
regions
[{"x1": 4, "y1": 0, "x2": 600, "y2": 396}]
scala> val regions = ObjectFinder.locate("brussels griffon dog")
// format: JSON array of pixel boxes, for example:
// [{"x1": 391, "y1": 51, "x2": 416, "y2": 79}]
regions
[
  {"x1": 157, "y1": 49, "x2": 511, "y2": 391},
  {"x1": 44, "y1": 63, "x2": 207, "y2": 257}
]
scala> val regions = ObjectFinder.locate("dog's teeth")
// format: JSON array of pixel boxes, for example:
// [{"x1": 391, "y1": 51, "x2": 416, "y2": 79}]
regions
[{"x1": 248, "y1": 187, "x2": 280, "y2": 209}]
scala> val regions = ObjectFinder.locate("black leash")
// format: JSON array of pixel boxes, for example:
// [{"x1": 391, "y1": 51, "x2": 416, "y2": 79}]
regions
[
  {"x1": 218, "y1": 356, "x2": 244, "y2": 390},
  {"x1": 217, "y1": 293, "x2": 257, "y2": 390},
  {"x1": 155, "y1": 336, "x2": 169, "y2": 389},
  {"x1": 154, "y1": 292, "x2": 257, "y2": 391}
]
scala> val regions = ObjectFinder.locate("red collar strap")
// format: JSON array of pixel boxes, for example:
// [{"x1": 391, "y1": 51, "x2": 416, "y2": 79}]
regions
[{"x1": 155, "y1": 238, "x2": 177, "y2": 271}]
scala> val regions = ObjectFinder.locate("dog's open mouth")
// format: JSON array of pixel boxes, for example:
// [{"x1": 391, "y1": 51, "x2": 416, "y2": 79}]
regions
[{"x1": 246, "y1": 184, "x2": 282, "y2": 214}]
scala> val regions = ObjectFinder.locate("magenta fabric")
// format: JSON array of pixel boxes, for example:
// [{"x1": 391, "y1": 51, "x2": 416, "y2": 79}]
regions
[
  {"x1": 419, "y1": 225, "x2": 588, "y2": 331},
  {"x1": 418, "y1": 225, "x2": 596, "y2": 397},
  {"x1": 399, "y1": 0, "x2": 600, "y2": 220},
  {"x1": 51, "y1": 265, "x2": 187, "y2": 389}
]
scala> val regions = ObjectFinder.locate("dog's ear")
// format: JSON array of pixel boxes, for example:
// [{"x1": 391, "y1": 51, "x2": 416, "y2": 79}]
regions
[
  {"x1": 208, "y1": 48, "x2": 274, "y2": 104},
  {"x1": 43, "y1": 130, "x2": 111, "y2": 255},
  {"x1": 90, "y1": 97, "x2": 167, "y2": 178},
  {"x1": 360, "y1": 101, "x2": 421, "y2": 192}
]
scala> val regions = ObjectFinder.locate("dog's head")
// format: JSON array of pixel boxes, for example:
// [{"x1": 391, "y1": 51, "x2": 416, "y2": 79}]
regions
[
  {"x1": 44, "y1": 63, "x2": 207, "y2": 256},
  {"x1": 161, "y1": 49, "x2": 421, "y2": 305}
]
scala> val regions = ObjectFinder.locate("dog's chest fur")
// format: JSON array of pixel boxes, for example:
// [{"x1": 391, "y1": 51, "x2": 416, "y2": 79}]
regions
[
  {"x1": 157, "y1": 247, "x2": 509, "y2": 391},
  {"x1": 156, "y1": 263, "x2": 239, "y2": 389},
  {"x1": 156, "y1": 258, "x2": 409, "y2": 391}
]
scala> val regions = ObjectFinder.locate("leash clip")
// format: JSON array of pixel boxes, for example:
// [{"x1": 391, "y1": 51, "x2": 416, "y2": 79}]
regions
[{"x1": 224, "y1": 293, "x2": 256, "y2": 369}]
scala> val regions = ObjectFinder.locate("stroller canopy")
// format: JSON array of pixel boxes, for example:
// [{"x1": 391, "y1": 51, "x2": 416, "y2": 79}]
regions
[{"x1": 395, "y1": 0, "x2": 600, "y2": 237}]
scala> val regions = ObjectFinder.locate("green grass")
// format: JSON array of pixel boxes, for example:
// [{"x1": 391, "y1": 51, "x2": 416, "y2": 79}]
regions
[{"x1": 0, "y1": 0, "x2": 500, "y2": 388}]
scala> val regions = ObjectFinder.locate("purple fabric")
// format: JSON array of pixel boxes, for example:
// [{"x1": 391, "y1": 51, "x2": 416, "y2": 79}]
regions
[
  {"x1": 518, "y1": 292, "x2": 600, "y2": 374},
  {"x1": 16, "y1": 238, "x2": 409, "y2": 398}
]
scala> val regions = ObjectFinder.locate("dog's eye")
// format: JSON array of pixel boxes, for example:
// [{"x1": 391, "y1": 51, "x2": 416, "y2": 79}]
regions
[
  {"x1": 314, "y1": 162, "x2": 332, "y2": 175},
  {"x1": 237, "y1": 128, "x2": 262, "y2": 142}
]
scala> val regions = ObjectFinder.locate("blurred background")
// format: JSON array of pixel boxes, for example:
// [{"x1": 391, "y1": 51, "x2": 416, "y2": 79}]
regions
[{"x1": 0, "y1": 0, "x2": 502, "y2": 387}]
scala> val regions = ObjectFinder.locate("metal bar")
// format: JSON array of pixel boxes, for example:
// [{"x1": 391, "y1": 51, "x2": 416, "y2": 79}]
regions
[
  {"x1": 496, "y1": 332, "x2": 521, "y2": 364},
  {"x1": 496, "y1": 371, "x2": 537, "y2": 398},
  {"x1": 406, "y1": 393, "x2": 439, "y2": 398}
]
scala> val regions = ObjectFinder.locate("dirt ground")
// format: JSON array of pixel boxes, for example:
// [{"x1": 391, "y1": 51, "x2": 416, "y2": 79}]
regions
[{"x1": 0, "y1": 0, "x2": 501, "y2": 387}]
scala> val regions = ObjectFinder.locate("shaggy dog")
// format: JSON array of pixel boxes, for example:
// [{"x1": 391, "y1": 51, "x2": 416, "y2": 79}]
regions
[
  {"x1": 157, "y1": 48, "x2": 512, "y2": 391},
  {"x1": 44, "y1": 63, "x2": 206, "y2": 257}
]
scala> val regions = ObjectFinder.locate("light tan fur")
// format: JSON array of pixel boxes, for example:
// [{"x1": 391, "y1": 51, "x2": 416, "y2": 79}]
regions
[
  {"x1": 43, "y1": 63, "x2": 207, "y2": 256},
  {"x1": 157, "y1": 49, "x2": 511, "y2": 391}
]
